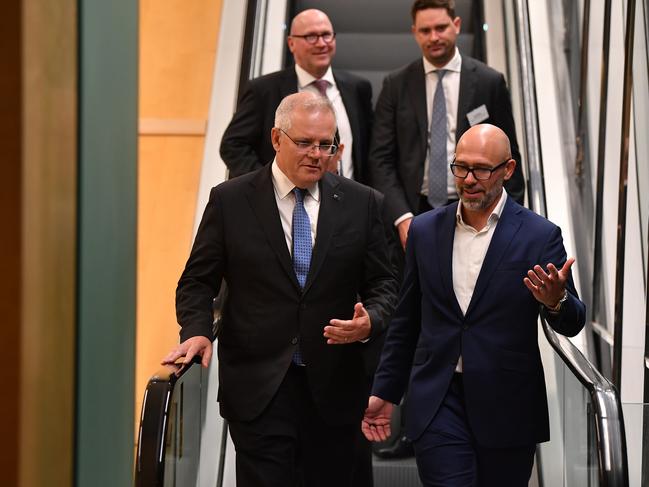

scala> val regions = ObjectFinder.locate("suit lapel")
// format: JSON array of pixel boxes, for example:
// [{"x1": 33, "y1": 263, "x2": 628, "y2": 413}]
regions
[
  {"x1": 280, "y1": 67, "x2": 298, "y2": 98},
  {"x1": 333, "y1": 70, "x2": 362, "y2": 175},
  {"x1": 437, "y1": 203, "x2": 464, "y2": 318},
  {"x1": 407, "y1": 62, "x2": 429, "y2": 146},
  {"x1": 247, "y1": 165, "x2": 301, "y2": 291},
  {"x1": 302, "y1": 173, "x2": 341, "y2": 294},
  {"x1": 456, "y1": 57, "x2": 477, "y2": 139},
  {"x1": 465, "y1": 197, "x2": 523, "y2": 317}
]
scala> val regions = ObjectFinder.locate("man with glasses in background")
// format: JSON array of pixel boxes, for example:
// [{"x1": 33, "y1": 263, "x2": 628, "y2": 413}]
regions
[
  {"x1": 221, "y1": 8, "x2": 373, "y2": 184},
  {"x1": 362, "y1": 124, "x2": 585, "y2": 486},
  {"x1": 165, "y1": 93, "x2": 397, "y2": 487}
]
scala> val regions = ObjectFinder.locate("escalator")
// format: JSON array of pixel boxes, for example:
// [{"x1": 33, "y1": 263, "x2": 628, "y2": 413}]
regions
[{"x1": 134, "y1": 0, "x2": 646, "y2": 485}]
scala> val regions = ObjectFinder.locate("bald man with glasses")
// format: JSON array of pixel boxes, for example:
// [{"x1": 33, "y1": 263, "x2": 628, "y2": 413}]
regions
[
  {"x1": 220, "y1": 9, "x2": 374, "y2": 184},
  {"x1": 363, "y1": 124, "x2": 585, "y2": 486}
]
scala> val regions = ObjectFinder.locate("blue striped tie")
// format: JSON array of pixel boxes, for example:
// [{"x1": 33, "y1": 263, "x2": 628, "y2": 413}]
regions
[
  {"x1": 292, "y1": 188, "x2": 311, "y2": 365},
  {"x1": 428, "y1": 69, "x2": 448, "y2": 208}
]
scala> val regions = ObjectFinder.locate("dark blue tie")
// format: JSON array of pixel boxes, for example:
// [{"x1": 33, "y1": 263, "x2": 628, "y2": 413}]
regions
[
  {"x1": 292, "y1": 188, "x2": 311, "y2": 365},
  {"x1": 428, "y1": 69, "x2": 448, "y2": 208}
]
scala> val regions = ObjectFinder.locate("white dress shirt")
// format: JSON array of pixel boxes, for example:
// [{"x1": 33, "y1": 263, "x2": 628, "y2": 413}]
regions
[
  {"x1": 296, "y1": 64, "x2": 355, "y2": 180},
  {"x1": 452, "y1": 189, "x2": 508, "y2": 371},
  {"x1": 271, "y1": 161, "x2": 319, "y2": 254}
]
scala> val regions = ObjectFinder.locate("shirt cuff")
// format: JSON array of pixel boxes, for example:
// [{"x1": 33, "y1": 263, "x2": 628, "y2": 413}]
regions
[{"x1": 394, "y1": 212, "x2": 414, "y2": 227}]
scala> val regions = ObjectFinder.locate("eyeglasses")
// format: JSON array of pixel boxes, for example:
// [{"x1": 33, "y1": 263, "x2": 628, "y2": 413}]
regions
[
  {"x1": 290, "y1": 31, "x2": 336, "y2": 44},
  {"x1": 278, "y1": 128, "x2": 338, "y2": 156},
  {"x1": 450, "y1": 160, "x2": 509, "y2": 180}
]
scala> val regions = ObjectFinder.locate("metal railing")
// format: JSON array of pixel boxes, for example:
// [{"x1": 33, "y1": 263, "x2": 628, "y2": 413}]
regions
[{"x1": 510, "y1": 0, "x2": 629, "y2": 485}]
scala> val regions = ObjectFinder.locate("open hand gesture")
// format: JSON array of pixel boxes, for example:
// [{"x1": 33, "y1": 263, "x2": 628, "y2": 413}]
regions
[{"x1": 523, "y1": 257, "x2": 575, "y2": 309}]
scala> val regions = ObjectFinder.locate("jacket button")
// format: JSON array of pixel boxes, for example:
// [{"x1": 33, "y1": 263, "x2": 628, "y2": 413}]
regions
[
  {"x1": 463, "y1": 325, "x2": 469, "y2": 330},
  {"x1": 291, "y1": 337, "x2": 298, "y2": 345},
  {"x1": 300, "y1": 303, "x2": 307, "y2": 309}
]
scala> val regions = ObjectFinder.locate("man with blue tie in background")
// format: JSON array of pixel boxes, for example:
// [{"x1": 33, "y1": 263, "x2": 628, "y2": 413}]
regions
[
  {"x1": 362, "y1": 124, "x2": 585, "y2": 486},
  {"x1": 163, "y1": 92, "x2": 397, "y2": 487},
  {"x1": 369, "y1": 0, "x2": 525, "y2": 251}
]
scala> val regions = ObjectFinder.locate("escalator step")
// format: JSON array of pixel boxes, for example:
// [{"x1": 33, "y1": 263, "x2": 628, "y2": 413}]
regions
[{"x1": 373, "y1": 455, "x2": 423, "y2": 487}]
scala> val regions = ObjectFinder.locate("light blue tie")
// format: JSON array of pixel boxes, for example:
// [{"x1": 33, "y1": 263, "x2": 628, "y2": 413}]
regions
[
  {"x1": 428, "y1": 69, "x2": 448, "y2": 208},
  {"x1": 292, "y1": 188, "x2": 311, "y2": 365}
]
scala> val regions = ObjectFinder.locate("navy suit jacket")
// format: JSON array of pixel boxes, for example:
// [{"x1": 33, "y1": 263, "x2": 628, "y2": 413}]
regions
[{"x1": 371, "y1": 196, "x2": 585, "y2": 448}]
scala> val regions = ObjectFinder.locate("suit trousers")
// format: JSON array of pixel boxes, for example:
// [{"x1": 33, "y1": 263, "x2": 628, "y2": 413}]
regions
[
  {"x1": 228, "y1": 363, "x2": 357, "y2": 487},
  {"x1": 413, "y1": 374, "x2": 536, "y2": 487}
]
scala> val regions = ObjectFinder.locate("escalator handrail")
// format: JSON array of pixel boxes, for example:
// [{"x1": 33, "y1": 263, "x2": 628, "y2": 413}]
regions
[
  {"x1": 134, "y1": 356, "x2": 202, "y2": 487},
  {"x1": 540, "y1": 317, "x2": 629, "y2": 486},
  {"x1": 510, "y1": 0, "x2": 629, "y2": 485}
]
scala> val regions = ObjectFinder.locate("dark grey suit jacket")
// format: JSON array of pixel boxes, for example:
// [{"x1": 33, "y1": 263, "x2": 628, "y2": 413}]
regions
[
  {"x1": 369, "y1": 56, "x2": 525, "y2": 224},
  {"x1": 220, "y1": 67, "x2": 374, "y2": 183},
  {"x1": 176, "y1": 165, "x2": 398, "y2": 424}
]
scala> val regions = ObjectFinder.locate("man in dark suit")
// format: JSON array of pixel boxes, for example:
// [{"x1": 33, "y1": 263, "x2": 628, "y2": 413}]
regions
[
  {"x1": 362, "y1": 124, "x2": 586, "y2": 486},
  {"x1": 163, "y1": 92, "x2": 397, "y2": 487},
  {"x1": 220, "y1": 8, "x2": 373, "y2": 183},
  {"x1": 369, "y1": 0, "x2": 525, "y2": 250}
]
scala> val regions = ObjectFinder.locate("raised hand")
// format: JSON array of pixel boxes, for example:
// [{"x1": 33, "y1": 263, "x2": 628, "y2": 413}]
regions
[
  {"x1": 324, "y1": 302, "x2": 371, "y2": 344},
  {"x1": 523, "y1": 257, "x2": 575, "y2": 309}
]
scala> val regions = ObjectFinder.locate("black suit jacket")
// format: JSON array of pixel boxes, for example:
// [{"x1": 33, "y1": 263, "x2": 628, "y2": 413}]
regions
[
  {"x1": 220, "y1": 67, "x2": 374, "y2": 182},
  {"x1": 369, "y1": 56, "x2": 525, "y2": 224},
  {"x1": 176, "y1": 165, "x2": 398, "y2": 424}
]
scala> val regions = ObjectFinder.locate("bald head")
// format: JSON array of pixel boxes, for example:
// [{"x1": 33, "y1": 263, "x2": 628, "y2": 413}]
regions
[
  {"x1": 288, "y1": 9, "x2": 336, "y2": 79},
  {"x1": 456, "y1": 124, "x2": 511, "y2": 163},
  {"x1": 290, "y1": 9, "x2": 331, "y2": 33},
  {"x1": 453, "y1": 124, "x2": 516, "y2": 219}
]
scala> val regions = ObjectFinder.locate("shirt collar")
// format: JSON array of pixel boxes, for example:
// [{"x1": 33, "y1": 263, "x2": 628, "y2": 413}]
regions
[
  {"x1": 271, "y1": 159, "x2": 320, "y2": 201},
  {"x1": 423, "y1": 47, "x2": 462, "y2": 75},
  {"x1": 456, "y1": 188, "x2": 508, "y2": 229},
  {"x1": 295, "y1": 64, "x2": 335, "y2": 89}
]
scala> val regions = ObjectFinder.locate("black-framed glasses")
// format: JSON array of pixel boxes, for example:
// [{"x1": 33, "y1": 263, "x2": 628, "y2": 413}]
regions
[
  {"x1": 278, "y1": 128, "x2": 338, "y2": 156},
  {"x1": 290, "y1": 31, "x2": 336, "y2": 44},
  {"x1": 450, "y1": 159, "x2": 509, "y2": 180}
]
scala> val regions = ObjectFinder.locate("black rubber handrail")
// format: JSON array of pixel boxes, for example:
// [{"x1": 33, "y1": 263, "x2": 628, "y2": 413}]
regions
[{"x1": 134, "y1": 356, "x2": 201, "y2": 487}]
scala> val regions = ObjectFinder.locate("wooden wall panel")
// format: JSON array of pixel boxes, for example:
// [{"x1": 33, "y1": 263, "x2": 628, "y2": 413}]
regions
[
  {"x1": 20, "y1": 0, "x2": 77, "y2": 485},
  {"x1": 136, "y1": 0, "x2": 223, "y2": 434},
  {"x1": 136, "y1": 135, "x2": 205, "y2": 385},
  {"x1": 140, "y1": 0, "x2": 223, "y2": 119}
]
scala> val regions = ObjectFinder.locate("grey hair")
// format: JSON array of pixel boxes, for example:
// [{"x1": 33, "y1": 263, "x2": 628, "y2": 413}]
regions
[{"x1": 274, "y1": 92, "x2": 337, "y2": 132}]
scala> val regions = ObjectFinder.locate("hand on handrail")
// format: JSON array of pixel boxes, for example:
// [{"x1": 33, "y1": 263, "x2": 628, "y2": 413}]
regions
[{"x1": 162, "y1": 336, "x2": 213, "y2": 375}]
